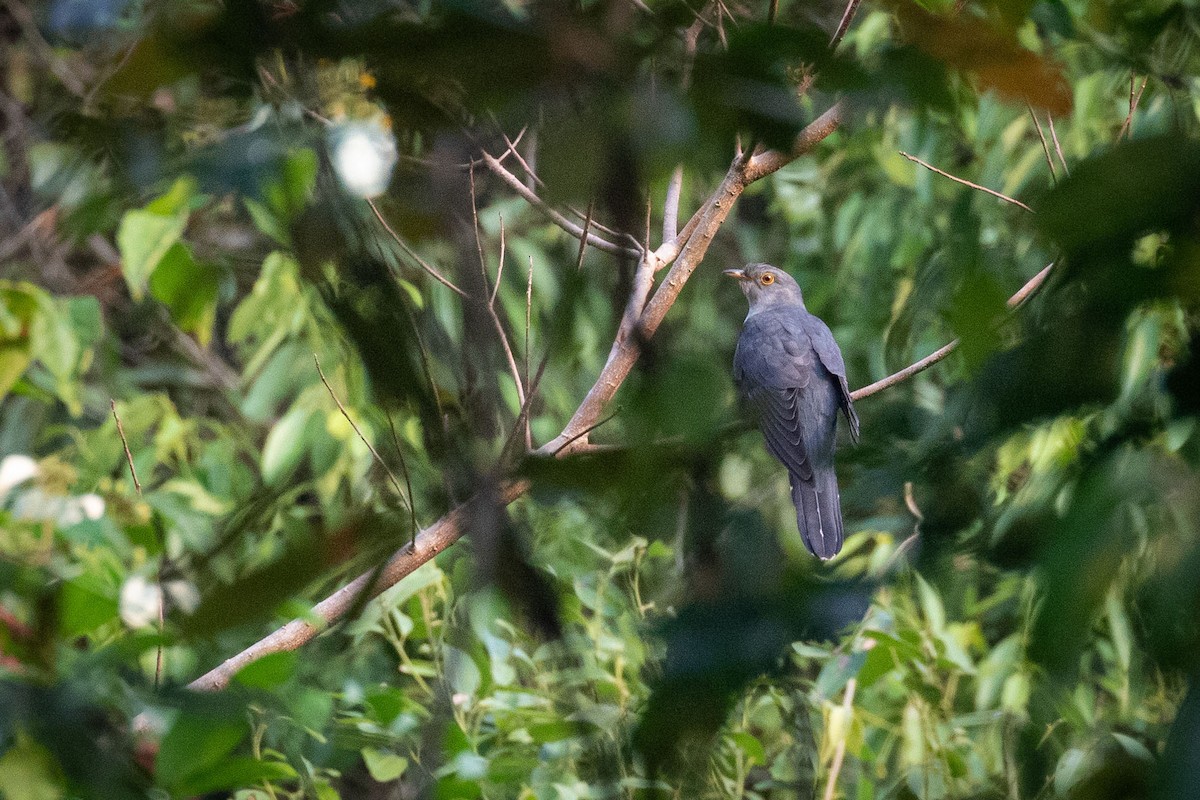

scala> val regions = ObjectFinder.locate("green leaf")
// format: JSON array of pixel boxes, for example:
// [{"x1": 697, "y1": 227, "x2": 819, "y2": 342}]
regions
[
  {"x1": 178, "y1": 758, "x2": 297, "y2": 796},
  {"x1": 362, "y1": 748, "x2": 408, "y2": 782},
  {"x1": 117, "y1": 209, "x2": 188, "y2": 300},
  {"x1": 148, "y1": 243, "x2": 221, "y2": 344},
  {"x1": 728, "y1": 732, "x2": 766, "y2": 766},
  {"x1": 261, "y1": 405, "x2": 315, "y2": 484},
  {"x1": 157, "y1": 713, "x2": 247, "y2": 789},
  {"x1": 60, "y1": 577, "x2": 118, "y2": 637},
  {"x1": 233, "y1": 650, "x2": 298, "y2": 689},
  {"x1": 0, "y1": 733, "x2": 66, "y2": 800}
]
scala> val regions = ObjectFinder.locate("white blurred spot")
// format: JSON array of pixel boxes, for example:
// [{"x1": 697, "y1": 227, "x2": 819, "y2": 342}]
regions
[
  {"x1": 330, "y1": 120, "x2": 398, "y2": 198},
  {"x1": 0, "y1": 455, "x2": 38, "y2": 497},
  {"x1": 164, "y1": 580, "x2": 200, "y2": 614},
  {"x1": 78, "y1": 493, "x2": 105, "y2": 520},
  {"x1": 120, "y1": 575, "x2": 163, "y2": 629}
]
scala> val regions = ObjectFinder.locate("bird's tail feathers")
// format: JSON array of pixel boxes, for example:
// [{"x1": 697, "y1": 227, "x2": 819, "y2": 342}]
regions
[{"x1": 790, "y1": 469, "x2": 844, "y2": 560}]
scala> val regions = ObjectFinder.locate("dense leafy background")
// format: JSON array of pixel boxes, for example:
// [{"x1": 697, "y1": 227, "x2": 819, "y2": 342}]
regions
[{"x1": 2, "y1": 0, "x2": 1200, "y2": 798}]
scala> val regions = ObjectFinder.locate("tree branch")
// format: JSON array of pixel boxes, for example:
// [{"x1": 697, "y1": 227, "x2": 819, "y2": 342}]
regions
[
  {"x1": 899, "y1": 151, "x2": 1034, "y2": 213},
  {"x1": 188, "y1": 481, "x2": 528, "y2": 691},
  {"x1": 480, "y1": 151, "x2": 642, "y2": 258},
  {"x1": 850, "y1": 262, "x2": 1054, "y2": 401},
  {"x1": 190, "y1": 106, "x2": 847, "y2": 690}
]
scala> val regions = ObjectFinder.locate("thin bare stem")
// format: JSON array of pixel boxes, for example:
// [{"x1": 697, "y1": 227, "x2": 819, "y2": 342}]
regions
[
  {"x1": 1117, "y1": 74, "x2": 1149, "y2": 141},
  {"x1": 498, "y1": 134, "x2": 630, "y2": 243},
  {"x1": 385, "y1": 413, "x2": 419, "y2": 549},
  {"x1": 900, "y1": 151, "x2": 1034, "y2": 213},
  {"x1": 315, "y1": 355, "x2": 414, "y2": 516},
  {"x1": 663, "y1": 166, "x2": 683, "y2": 244},
  {"x1": 470, "y1": 175, "x2": 528, "y2": 410},
  {"x1": 111, "y1": 400, "x2": 142, "y2": 494},
  {"x1": 491, "y1": 214, "x2": 506, "y2": 308},
  {"x1": 1028, "y1": 106, "x2": 1058, "y2": 184},
  {"x1": 850, "y1": 262, "x2": 1054, "y2": 401},
  {"x1": 831, "y1": 0, "x2": 864, "y2": 49},
  {"x1": 525, "y1": 257, "x2": 534, "y2": 450},
  {"x1": 1047, "y1": 117, "x2": 1069, "y2": 176},
  {"x1": 367, "y1": 199, "x2": 469, "y2": 298},
  {"x1": 576, "y1": 200, "x2": 595, "y2": 271},
  {"x1": 481, "y1": 150, "x2": 641, "y2": 258},
  {"x1": 552, "y1": 410, "x2": 619, "y2": 456},
  {"x1": 822, "y1": 678, "x2": 857, "y2": 800}
]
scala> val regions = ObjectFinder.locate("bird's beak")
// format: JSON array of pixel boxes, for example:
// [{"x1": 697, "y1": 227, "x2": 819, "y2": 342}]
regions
[{"x1": 723, "y1": 268, "x2": 750, "y2": 281}]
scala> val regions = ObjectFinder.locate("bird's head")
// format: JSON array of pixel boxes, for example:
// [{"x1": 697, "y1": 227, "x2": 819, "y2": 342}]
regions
[{"x1": 723, "y1": 263, "x2": 805, "y2": 314}]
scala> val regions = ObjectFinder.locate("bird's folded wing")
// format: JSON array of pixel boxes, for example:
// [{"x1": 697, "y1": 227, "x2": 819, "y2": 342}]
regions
[
  {"x1": 793, "y1": 317, "x2": 860, "y2": 442},
  {"x1": 745, "y1": 386, "x2": 813, "y2": 482}
]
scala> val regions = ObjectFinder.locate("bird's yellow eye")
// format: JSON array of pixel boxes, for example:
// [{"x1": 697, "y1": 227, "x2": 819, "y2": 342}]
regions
[{"x1": 760, "y1": 272, "x2": 775, "y2": 286}]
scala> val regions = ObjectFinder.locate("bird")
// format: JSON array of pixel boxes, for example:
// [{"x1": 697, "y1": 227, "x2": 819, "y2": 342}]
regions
[{"x1": 724, "y1": 263, "x2": 859, "y2": 560}]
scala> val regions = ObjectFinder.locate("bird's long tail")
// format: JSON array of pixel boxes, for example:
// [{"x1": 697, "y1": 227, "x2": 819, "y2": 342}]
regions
[{"x1": 790, "y1": 468, "x2": 844, "y2": 560}]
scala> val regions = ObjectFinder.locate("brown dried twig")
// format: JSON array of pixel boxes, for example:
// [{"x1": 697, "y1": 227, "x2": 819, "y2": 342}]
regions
[
  {"x1": 111, "y1": 400, "x2": 142, "y2": 495},
  {"x1": 900, "y1": 151, "x2": 1034, "y2": 213},
  {"x1": 1117, "y1": 74, "x2": 1149, "y2": 142},
  {"x1": 481, "y1": 150, "x2": 641, "y2": 258},
  {"x1": 470, "y1": 170, "x2": 528, "y2": 410},
  {"x1": 367, "y1": 199, "x2": 469, "y2": 298},
  {"x1": 850, "y1": 262, "x2": 1055, "y2": 401},
  {"x1": 314, "y1": 355, "x2": 415, "y2": 524},
  {"x1": 1028, "y1": 106, "x2": 1058, "y2": 184}
]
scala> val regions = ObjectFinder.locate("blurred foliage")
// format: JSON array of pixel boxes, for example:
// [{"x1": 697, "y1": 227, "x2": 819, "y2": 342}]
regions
[{"x1": 1, "y1": 0, "x2": 1200, "y2": 798}]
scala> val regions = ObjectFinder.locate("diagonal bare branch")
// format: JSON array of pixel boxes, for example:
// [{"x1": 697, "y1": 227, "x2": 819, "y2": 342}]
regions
[
  {"x1": 899, "y1": 151, "x2": 1034, "y2": 213},
  {"x1": 481, "y1": 151, "x2": 642, "y2": 258}
]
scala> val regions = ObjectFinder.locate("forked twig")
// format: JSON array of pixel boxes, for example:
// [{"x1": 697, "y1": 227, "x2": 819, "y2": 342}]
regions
[
  {"x1": 1047, "y1": 117, "x2": 1069, "y2": 176},
  {"x1": 1028, "y1": 106, "x2": 1058, "y2": 184},
  {"x1": 470, "y1": 169, "x2": 528, "y2": 409},
  {"x1": 1117, "y1": 74, "x2": 1149, "y2": 142},
  {"x1": 480, "y1": 150, "x2": 641, "y2": 258}
]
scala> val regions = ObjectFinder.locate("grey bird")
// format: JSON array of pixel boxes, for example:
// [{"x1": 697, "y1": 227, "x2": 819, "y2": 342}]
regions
[{"x1": 725, "y1": 263, "x2": 860, "y2": 560}]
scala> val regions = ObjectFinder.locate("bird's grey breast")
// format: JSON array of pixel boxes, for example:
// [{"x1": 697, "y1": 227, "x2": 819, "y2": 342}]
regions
[{"x1": 734, "y1": 307, "x2": 822, "y2": 392}]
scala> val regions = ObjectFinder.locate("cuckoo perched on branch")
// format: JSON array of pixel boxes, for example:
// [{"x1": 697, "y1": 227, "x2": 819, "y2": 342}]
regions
[{"x1": 726, "y1": 263, "x2": 860, "y2": 559}]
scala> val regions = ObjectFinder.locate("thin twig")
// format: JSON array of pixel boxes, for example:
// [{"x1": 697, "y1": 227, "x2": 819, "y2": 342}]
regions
[
  {"x1": 1117, "y1": 74, "x2": 1149, "y2": 141},
  {"x1": 1028, "y1": 105, "x2": 1057, "y2": 184},
  {"x1": 850, "y1": 262, "x2": 1054, "y2": 401},
  {"x1": 551, "y1": 410, "x2": 619, "y2": 456},
  {"x1": 576, "y1": 200, "x2": 595, "y2": 271},
  {"x1": 367, "y1": 199, "x2": 469, "y2": 298},
  {"x1": 385, "y1": 413, "x2": 419, "y2": 549},
  {"x1": 500, "y1": 352, "x2": 552, "y2": 465},
  {"x1": 112, "y1": 399, "x2": 162, "y2": 687},
  {"x1": 491, "y1": 214, "x2": 506, "y2": 308},
  {"x1": 663, "y1": 166, "x2": 683, "y2": 244},
  {"x1": 1047, "y1": 117, "x2": 1069, "y2": 176},
  {"x1": 480, "y1": 150, "x2": 642, "y2": 258},
  {"x1": 525, "y1": 256, "x2": 534, "y2": 450},
  {"x1": 831, "y1": 0, "x2": 864, "y2": 49},
  {"x1": 314, "y1": 355, "x2": 414, "y2": 517},
  {"x1": 899, "y1": 151, "x2": 1034, "y2": 213},
  {"x1": 111, "y1": 400, "x2": 142, "y2": 494},
  {"x1": 498, "y1": 133, "x2": 631, "y2": 243},
  {"x1": 822, "y1": 678, "x2": 857, "y2": 800},
  {"x1": 470, "y1": 171, "x2": 528, "y2": 410}
]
